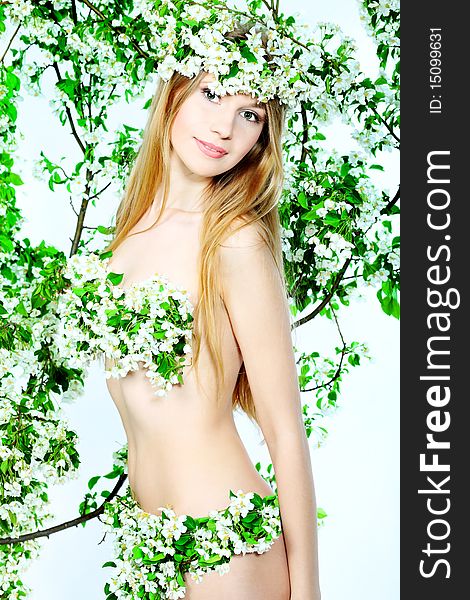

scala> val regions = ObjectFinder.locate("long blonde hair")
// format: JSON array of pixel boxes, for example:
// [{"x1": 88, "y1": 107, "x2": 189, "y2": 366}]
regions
[{"x1": 105, "y1": 66, "x2": 287, "y2": 425}]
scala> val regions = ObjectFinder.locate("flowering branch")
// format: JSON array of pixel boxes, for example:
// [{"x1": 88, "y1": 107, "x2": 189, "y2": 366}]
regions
[
  {"x1": 0, "y1": 474, "x2": 128, "y2": 546},
  {"x1": 293, "y1": 257, "x2": 352, "y2": 329},
  {"x1": 78, "y1": 0, "x2": 149, "y2": 59},
  {"x1": 291, "y1": 182, "x2": 400, "y2": 330},
  {"x1": 185, "y1": 0, "x2": 311, "y2": 50}
]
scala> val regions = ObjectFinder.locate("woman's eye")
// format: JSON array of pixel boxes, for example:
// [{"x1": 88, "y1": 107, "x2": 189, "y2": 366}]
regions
[
  {"x1": 202, "y1": 88, "x2": 220, "y2": 103},
  {"x1": 241, "y1": 110, "x2": 260, "y2": 123}
]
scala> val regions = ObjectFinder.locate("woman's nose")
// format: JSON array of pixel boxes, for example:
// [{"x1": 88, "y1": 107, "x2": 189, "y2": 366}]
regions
[{"x1": 210, "y1": 112, "x2": 235, "y2": 139}]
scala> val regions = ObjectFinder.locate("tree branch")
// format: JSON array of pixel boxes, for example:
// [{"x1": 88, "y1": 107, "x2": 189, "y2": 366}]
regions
[
  {"x1": 52, "y1": 62, "x2": 86, "y2": 154},
  {"x1": 88, "y1": 180, "x2": 112, "y2": 202},
  {"x1": 300, "y1": 104, "x2": 309, "y2": 164},
  {"x1": 371, "y1": 105, "x2": 400, "y2": 144},
  {"x1": 0, "y1": 22, "x2": 20, "y2": 65},
  {"x1": 71, "y1": 0, "x2": 78, "y2": 24},
  {"x1": 261, "y1": 0, "x2": 270, "y2": 12},
  {"x1": 380, "y1": 184, "x2": 400, "y2": 215},
  {"x1": 69, "y1": 167, "x2": 92, "y2": 256},
  {"x1": 69, "y1": 197, "x2": 79, "y2": 217},
  {"x1": 0, "y1": 474, "x2": 128, "y2": 546},
  {"x1": 300, "y1": 303, "x2": 347, "y2": 392},
  {"x1": 292, "y1": 257, "x2": 352, "y2": 329}
]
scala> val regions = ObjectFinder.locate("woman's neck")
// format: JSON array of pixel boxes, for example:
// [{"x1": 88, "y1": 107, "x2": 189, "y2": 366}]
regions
[{"x1": 157, "y1": 150, "x2": 210, "y2": 213}]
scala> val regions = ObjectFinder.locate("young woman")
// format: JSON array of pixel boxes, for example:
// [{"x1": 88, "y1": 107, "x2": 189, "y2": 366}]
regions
[{"x1": 103, "y1": 67, "x2": 321, "y2": 599}]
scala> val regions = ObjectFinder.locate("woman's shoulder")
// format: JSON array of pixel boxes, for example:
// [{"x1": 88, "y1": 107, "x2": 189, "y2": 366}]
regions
[{"x1": 219, "y1": 216, "x2": 267, "y2": 249}]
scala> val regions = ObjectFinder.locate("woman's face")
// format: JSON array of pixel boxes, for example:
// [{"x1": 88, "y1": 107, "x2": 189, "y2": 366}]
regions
[{"x1": 170, "y1": 74, "x2": 267, "y2": 178}]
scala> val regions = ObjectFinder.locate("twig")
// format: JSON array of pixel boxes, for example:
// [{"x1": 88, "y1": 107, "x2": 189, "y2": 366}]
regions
[
  {"x1": 87, "y1": 180, "x2": 112, "y2": 202},
  {"x1": 371, "y1": 105, "x2": 400, "y2": 144},
  {"x1": 71, "y1": 0, "x2": 78, "y2": 24},
  {"x1": 52, "y1": 62, "x2": 86, "y2": 154},
  {"x1": 0, "y1": 22, "x2": 20, "y2": 65},
  {"x1": 300, "y1": 105, "x2": 309, "y2": 164},
  {"x1": 300, "y1": 303, "x2": 347, "y2": 392},
  {"x1": 69, "y1": 198, "x2": 78, "y2": 217},
  {"x1": 186, "y1": 0, "x2": 311, "y2": 51},
  {"x1": 0, "y1": 474, "x2": 128, "y2": 546},
  {"x1": 261, "y1": 0, "x2": 273, "y2": 13},
  {"x1": 70, "y1": 168, "x2": 92, "y2": 256},
  {"x1": 292, "y1": 257, "x2": 352, "y2": 329},
  {"x1": 78, "y1": 0, "x2": 148, "y2": 59},
  {"x1": 380, "y1": 185, "x2": 400, "y2": 215}
]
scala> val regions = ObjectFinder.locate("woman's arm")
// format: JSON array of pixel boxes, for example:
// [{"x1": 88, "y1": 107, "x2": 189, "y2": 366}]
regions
[{"x1": 219, "y1": 221, "x2": 321, "y2": 600}]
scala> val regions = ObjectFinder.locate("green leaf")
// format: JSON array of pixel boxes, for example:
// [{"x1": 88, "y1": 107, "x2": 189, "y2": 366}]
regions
[
  {"x1": 184, "y1": 515, "x2": 197, "y2": 531},
  {"x1": 8, "y1": 172, "x2": 23, "y2": 186},
  {"x1": 391, "y1": 297, "x2": 400, "y2": 319},
  {"x1": 324, "y1": 213, "x2": 340, "y2": 226},
  {"x1": 240, "y1": 45, "x2": 258, "y2": 63},
  {"x1": 72, "y1": 286, "x2": 87, "y2": 297},
  {"x1": 177, "y1": 570, "x2": 185, "y2": 586},
  {"x1": 174, "y1": 553, "x2": 184, "y2": 562},
  {"x1": 15, "y1": 301, "x2": 29, "y2": 317},
  {"x1": 227, "y1": 63, "x2": 240, "y2": 78},
  {"x1": 297, "y1": 191, "x2": 308, "y2": 208},
  {"x1": 241, "y1": 512, "x2": 259, "y2": 523},
  {"x1": 0, "y1": 235, "x2": 14, "y2": 253},
  {"x1": 205, "y1": 554, "x2": 222, "y2": 564},
  {"x1": 88, "y1": 475, "x2": 101, "y2": 490},
  {"x1": 97, "y1": 225, "x2": 113, "y2": 235},
  {"x1": 146, "y1": 552, "x2": 165, "y2": 563},
  {"x1": 103, "y1": 469, "x2": 121, "y2": 479},
  {"x1": 102, "y1": 561, "x2": 117, "y2": 568},
  {"x1": 107, "y1": 272, "x2": 124, "y2": 286}
]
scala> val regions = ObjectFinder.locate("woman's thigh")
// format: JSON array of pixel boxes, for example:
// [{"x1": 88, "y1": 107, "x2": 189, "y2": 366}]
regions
[{"x1": 183, "y1": 534, "x2": 290, "y2": 600}]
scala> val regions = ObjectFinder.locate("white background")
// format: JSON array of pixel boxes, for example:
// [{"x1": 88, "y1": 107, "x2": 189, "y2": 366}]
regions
[{"x1": 5, "y1": 0, "x2": 399, "y2": 598}]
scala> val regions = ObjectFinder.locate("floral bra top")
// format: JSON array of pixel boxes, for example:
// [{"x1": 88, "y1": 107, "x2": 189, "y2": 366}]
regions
[{"x1": 53, "y1": 251, "x2": 194, "y2": 397}]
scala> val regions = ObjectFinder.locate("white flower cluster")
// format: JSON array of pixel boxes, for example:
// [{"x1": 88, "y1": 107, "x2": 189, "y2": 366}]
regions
[
  {"x1": 0, "y1": 538, "x2": 42, "y2": 599},
  {"x1": 101, "y1": 484, "x2": 282, "y2": 599},
  {"x1": 0, "y1": 250, "x2": 85, "y2": 593},
  {"x1": 52, "y1": 252, "x2": 194, "y2": 397},
  {"x1": 358, "y1": 0, "x2": 400, "y2": 48},
  {"x1": 124, "y1": 0, "x2": 354, "y2": 109}
]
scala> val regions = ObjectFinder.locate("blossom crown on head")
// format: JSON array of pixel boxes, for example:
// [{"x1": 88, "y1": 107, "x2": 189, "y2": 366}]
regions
[{"x1": 136, "y1": 0, "x2": 322, "y2": 108}]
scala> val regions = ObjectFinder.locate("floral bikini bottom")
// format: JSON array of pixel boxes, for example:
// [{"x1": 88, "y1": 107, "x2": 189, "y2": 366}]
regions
[{"x1": 101, "y1": 482, "x2": 283, "y2": 600}]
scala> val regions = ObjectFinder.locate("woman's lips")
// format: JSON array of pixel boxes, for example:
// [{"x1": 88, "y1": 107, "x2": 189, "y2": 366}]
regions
[{"x1": 194, "y1": 138, "x2": 228, "y2": 159}]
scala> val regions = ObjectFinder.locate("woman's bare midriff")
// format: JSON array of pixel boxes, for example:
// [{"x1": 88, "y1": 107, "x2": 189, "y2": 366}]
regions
[{"x1": 104, "y1": 205, "x2": 274, "y2": 518}]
